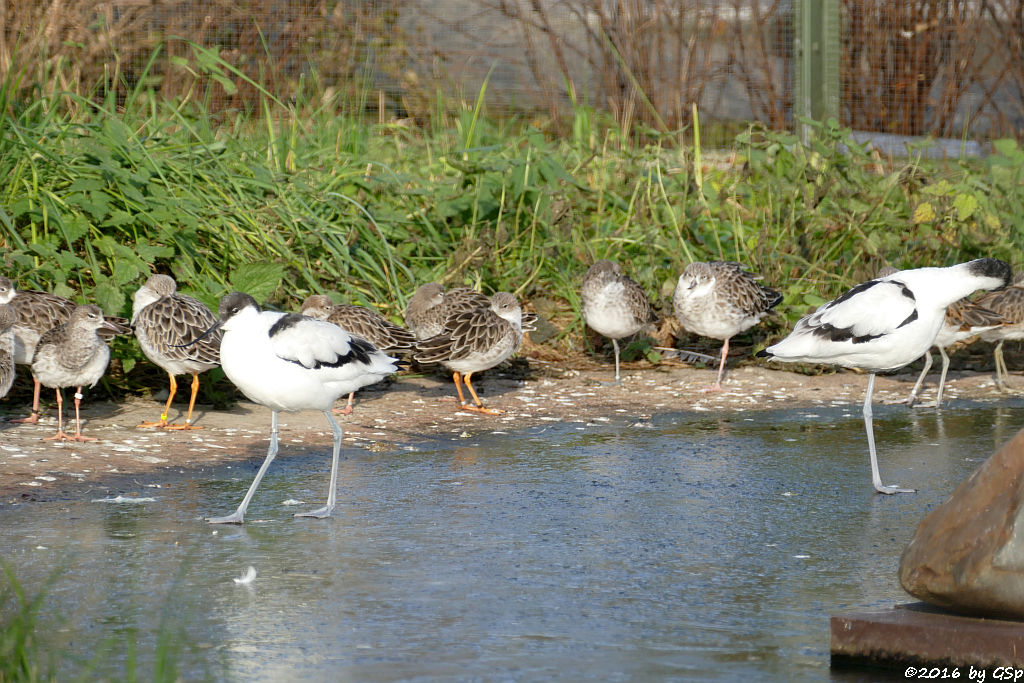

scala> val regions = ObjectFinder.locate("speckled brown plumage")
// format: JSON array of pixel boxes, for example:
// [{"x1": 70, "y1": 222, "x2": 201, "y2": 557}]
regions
[
  {"x1": 0, "y1": 304, "x2": 16, "y2": 399},
  {"x1": 0, "y1": 276, "x2": 127, "y2": 422},
  {"x1": 975, "y1": 279, "x2": 1024, "y2": 391},
  {"x1": 673, "y1": 261, "x2": 782, "y2": 390},
  {"x1": 581, "y1": 260, "x2": 657, "y2": 382},
  {"x1": 413, "y1": 292, "x2": 523, "y2": 413},
  {"x1": 132, "y1": 274, "x2": 221, "y2": 429},
  {"x1": 301, "y1": 295, "x2": 415, "y2": 353},
  {"x1": 31, "y1": 304, "x2": 124, "y2": 441},
  {"x1": 405, "y1": 283, "x2": 536, "y2": 340}
]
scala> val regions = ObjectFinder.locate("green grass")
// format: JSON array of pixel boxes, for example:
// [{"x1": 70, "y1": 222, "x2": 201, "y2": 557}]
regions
[{"x1": 3, "y1": 44, "x2": 1024, "y2": 399}]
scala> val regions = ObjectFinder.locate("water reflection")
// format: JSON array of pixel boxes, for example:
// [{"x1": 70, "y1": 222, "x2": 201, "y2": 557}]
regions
[{"x1": 1, "y1": 403, "x2": 1021, "y2": 681}]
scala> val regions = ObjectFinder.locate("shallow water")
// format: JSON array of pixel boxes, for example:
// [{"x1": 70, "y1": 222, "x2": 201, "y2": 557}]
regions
[{"x1": 2, "y1": 401, "x2": 1021, "y2": 681}]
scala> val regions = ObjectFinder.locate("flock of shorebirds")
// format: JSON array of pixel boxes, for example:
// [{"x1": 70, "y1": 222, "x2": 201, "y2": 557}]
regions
[{"x1": 0, "y1": 255, "x2": 1021, "y2": 521}]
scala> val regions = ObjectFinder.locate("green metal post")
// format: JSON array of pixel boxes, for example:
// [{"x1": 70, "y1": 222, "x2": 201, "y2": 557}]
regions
[{"x1": 795, "y1": 0, "x2": 840, "y2": 144}]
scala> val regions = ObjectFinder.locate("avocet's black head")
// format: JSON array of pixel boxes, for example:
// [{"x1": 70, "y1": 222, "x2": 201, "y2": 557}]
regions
[
  {"x1": 218, "y1": 292, "x2": 261, "y2": 322},
  {"x1": 967, "y1": 258, "x2": 1012, "y2": 290}
]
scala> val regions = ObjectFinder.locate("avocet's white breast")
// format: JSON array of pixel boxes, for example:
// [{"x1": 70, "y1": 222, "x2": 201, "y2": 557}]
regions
[{"x1": 218, "y1": 301, "x2": 398, "y2": 413}]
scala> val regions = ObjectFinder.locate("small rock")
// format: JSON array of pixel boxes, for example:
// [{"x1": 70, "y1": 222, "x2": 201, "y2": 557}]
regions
[{"x1": 900, "y1": 427, "x2": 1024, "y2": 618}]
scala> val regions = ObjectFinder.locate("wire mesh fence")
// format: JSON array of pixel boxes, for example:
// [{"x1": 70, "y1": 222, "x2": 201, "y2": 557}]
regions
[{"x1": 0, "y1": 1, "x2": 1021, "y2": 145}]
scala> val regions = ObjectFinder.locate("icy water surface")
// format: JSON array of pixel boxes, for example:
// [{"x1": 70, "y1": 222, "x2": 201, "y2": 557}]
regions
[{"x1": 2, "y1": 401, "x2": 1021, "y2": 681}]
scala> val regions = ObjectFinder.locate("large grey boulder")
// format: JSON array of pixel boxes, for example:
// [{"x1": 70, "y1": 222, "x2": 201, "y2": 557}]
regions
[{"x1": 900, "y1": 427, "x2": 1024, "y2": 618}]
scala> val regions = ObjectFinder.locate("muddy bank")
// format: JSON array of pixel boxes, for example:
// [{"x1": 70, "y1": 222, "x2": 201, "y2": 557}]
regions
[{"x1": 0, "y1": 360, "x2": 1015, "y2": 503}]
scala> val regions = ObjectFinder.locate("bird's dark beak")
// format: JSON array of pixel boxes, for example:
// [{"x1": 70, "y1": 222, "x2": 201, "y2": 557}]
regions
[
  {"x1": 174, "y1": 320, "x2": 222, "y2": 348},
  {"x1": 101, "y1": 319, "x2": 131, "y2": 335}
]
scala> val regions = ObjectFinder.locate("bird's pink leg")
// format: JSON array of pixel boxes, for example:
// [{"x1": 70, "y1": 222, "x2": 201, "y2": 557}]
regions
[
  {"x1": 11, "y1": 378, "x2": 42, "y2": 423},
  {"x1": 69, "y1": 387, "x2": 96, "y2": 442},
  {"x1": 703, "y1": 339, "x2": 729, "y2": 392},
  {"x1": 43, "y1": 389, "x2": 72, "y2": 441},
  {"x1": 332, "y1": 392, "x2": 355, "y2": 415}
]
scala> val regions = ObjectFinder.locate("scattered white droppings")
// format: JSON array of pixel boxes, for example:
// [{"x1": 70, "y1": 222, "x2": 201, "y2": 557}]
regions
[
  {"x1": 92, "y1": 496, "x2": 156, "y2": 503},
  {"x1": 34, "y1": 476, "x2": 56, "y2": 482},
  {"x1": 281, "y1": 499, "x2": 304, "y2": 506}
]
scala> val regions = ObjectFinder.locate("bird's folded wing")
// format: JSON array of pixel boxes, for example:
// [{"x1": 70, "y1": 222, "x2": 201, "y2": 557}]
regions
[
  {"x1": 806, "y1": 280, "x2": 917, "y2": 339},
  {"x1": 270, "y1": 315, "x2": 358, "y2": 368}
]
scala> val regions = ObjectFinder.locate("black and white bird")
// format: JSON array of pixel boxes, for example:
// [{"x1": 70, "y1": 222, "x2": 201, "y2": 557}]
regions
[
  {"x1": 757, "y1": 258, "x2": 1011, "y2": 494},
  {"x1": 300, "y1": 294, "x2": 415, "y2": 414},
  {"x1": 200, "y1": 292, "x2": 400, "y2": 524},
  {"x1": 580, "y1": 260, "x2": 657, "y2": 383},
  {"x1": 877, "y1": 265, "x2": 1007, "y2": 407},
  {"x1": 673, "y1": 261, "x2": 782, "y2": 390},
  {"x1": 132, "y1": 274, "x2": 222, "y2": 429},
  {"x1": 30, "y1": 304, "x2": 128, "y2": 441}
]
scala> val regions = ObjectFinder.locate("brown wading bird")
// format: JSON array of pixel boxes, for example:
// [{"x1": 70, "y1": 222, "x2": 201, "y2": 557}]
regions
[
  {"x1": 0, "y1": 277, "x2": 126, "y2": 423},
  {"x1": 405, "y1": 282, "x2": 537, "y2": 341},
  {"x1": 0, "y1": 304, "x2": 16, "y2": 399},
  {"x1": 300, "y1": 294, "x2": 416, "y2": 414},
  {"x1": 974, "y1": 273, "x2": 1024, "y2": 392},
  {"x1": 580, "y1": 259, "x2": 657, "y2": 383},
  {"x1": 673, "y1": 261, "x2": 782, "y2": 391},
  {"x1": 132, "y1": 274, "x2": 222, "y2": 429},
  {"x1": 413, "y1": 292, "x2": 524, "y2": 414},
  {"x1": 30, "y1": 304, "x2": 129, "y2": 441}
]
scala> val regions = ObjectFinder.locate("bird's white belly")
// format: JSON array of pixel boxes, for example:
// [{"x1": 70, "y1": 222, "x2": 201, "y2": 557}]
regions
[
  {"x1": 443, "y1": 335, "x2": 518, "y2": 375},
  {"x1": 585, "y1": 300, "x2": 642, "y2": 339},
  {"x1": 33, "y1": 346, "x2": 110, "y2": 389},
  {"x1": 220, "y1": 334, "x2": 385, "y2": 412},
  {"x1": 676, "y1": 305, "x2": 757, "y2": 341},
  {"x1": 771, "y1": 317, "x2": 943, "y2": 372},
  {"x1": 13, "y1": 328, "x2": 39, "y2": 365}
]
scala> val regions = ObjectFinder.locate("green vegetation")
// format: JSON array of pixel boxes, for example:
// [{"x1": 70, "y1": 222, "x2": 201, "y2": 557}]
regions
[{"x1": 2, "y1": 45, "x2": 1024, "y2": 399}]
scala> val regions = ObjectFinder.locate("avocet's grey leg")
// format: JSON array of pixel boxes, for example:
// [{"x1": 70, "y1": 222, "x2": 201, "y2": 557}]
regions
[
  {"x1": 296, "y1": 410, "x2": 343, "y2": 519},
  {"x1": 906, "y1": 351, "x2": 933, "y2": 407},
  {"x1": 864, "y1": 374, "x2": 915, "y2": 495},
  {"x1": 934, "y1": 346, "x2": 952, "y2": 408},
  {"x1": 208, "y1": 410, "x2": 281, "y2": 524}
]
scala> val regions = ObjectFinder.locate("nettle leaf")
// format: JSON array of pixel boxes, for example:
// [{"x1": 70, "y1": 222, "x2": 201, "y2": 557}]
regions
[
  {"x1": 953, "y1": 193, "x2": 978, "y2": 221},
  {"x1": 103, "y1": 210, "x2": 135, "y2": 228},
  {"x1": 913, "y1": 202, "x2": 936, "y2": 224},
  {"x1": 61, "y1": 213, "x2": 90, "y2": 243},
  {"x1": 228, "y1": 263, "x2": 285, "y2": 303},
  {"x1": 93, "y1": 278, "x2": 126, "y2": 315},
  {"x1": 920, "y1": 180, "x2": 954, "y2": 197},
  {"x1": 66, "y1": 177, "x2": 106, "y2": 193},
  {"x1": 111, "y1": 258, "x2": 141, "y2": 285},
  {"x1": 135, "y1": 239, "x2": 175, "y2": 262},
  {"x1": 55, "y1": 250, "x2": 88, "y2": 271},
  {"x1": 52, "y1": 281, "x2": 76, "y2": 300},
  {"x1": 802, "y1": 292, "x2": 826, "y2": 307},
  {"x1": 993, "y1": 138, "x2": 1020, "y2": 158}
]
